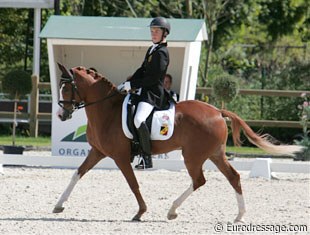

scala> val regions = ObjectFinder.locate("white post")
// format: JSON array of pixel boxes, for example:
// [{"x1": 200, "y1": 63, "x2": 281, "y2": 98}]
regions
[{"x1": 33, "y1": 8, "x2": 41, "y2": 76}]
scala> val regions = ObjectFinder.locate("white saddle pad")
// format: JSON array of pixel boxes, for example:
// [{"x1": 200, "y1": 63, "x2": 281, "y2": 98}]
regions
[{"x1": 122, "y1": 94, "x2": 175, "y2": 140}]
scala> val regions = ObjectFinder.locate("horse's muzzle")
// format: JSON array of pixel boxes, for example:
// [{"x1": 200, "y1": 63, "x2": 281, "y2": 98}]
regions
[{"x1": 57, "y1": 108, "x2": 72, "y2": 121}]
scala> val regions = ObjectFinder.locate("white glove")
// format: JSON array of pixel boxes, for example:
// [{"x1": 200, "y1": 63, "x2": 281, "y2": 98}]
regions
[{"x1": 117, "y1": 81, "x2": 131, "y2": 92}]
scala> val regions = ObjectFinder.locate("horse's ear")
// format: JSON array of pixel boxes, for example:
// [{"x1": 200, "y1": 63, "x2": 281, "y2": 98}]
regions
[{"x1": 57, "y1": 62, "x2": 73, "y2": 79}]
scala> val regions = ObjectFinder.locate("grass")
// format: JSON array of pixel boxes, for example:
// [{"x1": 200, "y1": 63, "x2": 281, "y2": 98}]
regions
[
  {"x1": 0, "y1": 136, "x2": 51, "y2": 147},
  {"x1": 0, "y1": 135, "x2": 267, "y2": 155},
  {"x1": 226, "y1": 146, "x2": 267, "y2": 155}
]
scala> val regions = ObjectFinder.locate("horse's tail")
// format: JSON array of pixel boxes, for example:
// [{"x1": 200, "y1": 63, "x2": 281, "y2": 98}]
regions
[{"x1": 220, "y1": 109, "x2": 304, "y2": 157}]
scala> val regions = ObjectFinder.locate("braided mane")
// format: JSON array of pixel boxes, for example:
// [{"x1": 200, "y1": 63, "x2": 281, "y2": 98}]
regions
[
  {"x1": 72, "y1": 66, "x2": 124, "y2": 97},
  {"x1": 98, "y1": 73, "x2": 115, "y2": 88},
  {"x1": 73, "y1": 66, "x2": 118, "y2": 91}
]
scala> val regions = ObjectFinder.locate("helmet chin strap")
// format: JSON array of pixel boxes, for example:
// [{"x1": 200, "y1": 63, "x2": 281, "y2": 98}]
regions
[{"x1": 157, "y1": 30, "x2": 167, "y2": 44}]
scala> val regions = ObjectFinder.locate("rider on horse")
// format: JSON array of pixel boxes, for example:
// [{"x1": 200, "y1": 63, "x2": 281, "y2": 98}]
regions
[{"x1": 118, "y1": 17, "x2": 171, "y2": 169}]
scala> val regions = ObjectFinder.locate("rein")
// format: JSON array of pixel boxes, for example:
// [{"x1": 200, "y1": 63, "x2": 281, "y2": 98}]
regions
[
  {"x1": 58, "y1": 91, "x2": 118, "y2": 110},
  {"x1": 72, "y1": 91, "x2": 119, "y2": 110}
]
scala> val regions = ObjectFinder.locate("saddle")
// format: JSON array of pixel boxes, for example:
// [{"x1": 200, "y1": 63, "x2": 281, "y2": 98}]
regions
[{"x1": 121, "y1": 94, "x2": 175, "y2": 161}]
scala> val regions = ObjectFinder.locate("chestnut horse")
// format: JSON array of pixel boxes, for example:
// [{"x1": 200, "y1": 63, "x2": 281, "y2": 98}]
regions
[{"x1": 53, "y1": 64, "x2": 302, "y2": 222}]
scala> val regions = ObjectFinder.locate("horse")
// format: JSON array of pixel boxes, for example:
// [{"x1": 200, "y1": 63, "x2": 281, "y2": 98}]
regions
[{"x1": 53, "y1": 64, "x2": 303, "y2": 222}]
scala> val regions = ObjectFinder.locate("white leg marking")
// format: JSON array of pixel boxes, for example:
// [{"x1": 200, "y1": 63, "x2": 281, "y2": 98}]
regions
[
  {"x1": 234, "y1": 192, "x2": 246, "y2": 223},
  {"x1": 54, "y1": 170, "x2": 80, "y2": 211},
  {"x1": 167, "y1": 184, "x2": 194, "y2": 220}
]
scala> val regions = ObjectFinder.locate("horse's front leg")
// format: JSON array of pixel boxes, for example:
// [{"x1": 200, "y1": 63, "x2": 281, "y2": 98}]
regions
[
  {"x1": 53, "y1": 148, "x2": 105, "y2": 213},
  {"x1": 53, "y1": 169, "x2": 80, "y2": 213},
  {"x1": 115, "y1": 158, "x2": 147, "y2": 221}
]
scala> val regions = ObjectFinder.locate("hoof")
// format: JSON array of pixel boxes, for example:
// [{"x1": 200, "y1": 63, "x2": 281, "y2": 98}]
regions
[
  {"x1": 132, "y1": 215, "x2": 141, "y2": 222},
  {"x1": 167, "y1": 213, "x2": 178, "y2": 220},
  {"x1": 234, "y1": 218, "x2": 245, "y2": 223},
  {"x1": 53, "y1": 207, "x2": 64, "y2": 213}
]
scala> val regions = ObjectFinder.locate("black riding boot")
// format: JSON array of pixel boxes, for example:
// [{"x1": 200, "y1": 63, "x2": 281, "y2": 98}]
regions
[{"x1": 135, "y1": 122, "x2": 153, "y2": 169}]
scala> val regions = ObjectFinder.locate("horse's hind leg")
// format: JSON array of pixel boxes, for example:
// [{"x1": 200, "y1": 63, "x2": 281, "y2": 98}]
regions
[
  {"x1": 168, "y1": 160, "x2": 206, "y2": 220},
  {"x1": 53, "y1": 148, "x2": 105, "y2": 213},
  {"x1": 210, "y1": 148, "x2": 246, "y2": 223}
]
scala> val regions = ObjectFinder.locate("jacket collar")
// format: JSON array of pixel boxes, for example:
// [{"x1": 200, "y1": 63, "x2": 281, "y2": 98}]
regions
[{"x1": 148, "y1": 42, "x2": 168, "y2": 55}]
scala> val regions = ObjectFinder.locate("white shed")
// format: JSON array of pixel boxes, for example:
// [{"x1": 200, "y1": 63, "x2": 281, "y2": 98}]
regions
[{"x1": 40, "y1": 16, "x2": 207, "y2": 157}]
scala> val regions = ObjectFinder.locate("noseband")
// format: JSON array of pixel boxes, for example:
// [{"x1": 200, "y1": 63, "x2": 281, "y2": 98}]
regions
[{"x1": 58, "y1": 77, "x2": 85, "y2": 112}]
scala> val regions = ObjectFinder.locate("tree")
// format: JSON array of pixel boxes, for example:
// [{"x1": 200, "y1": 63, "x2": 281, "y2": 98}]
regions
[
  {"x1": 258, "y1": 0, "x2": 309, "y2": 42},
  {"x1": 201, "y1": 0, "x2": 254, "y2": 86},
  {"x1": 2, "y1": 70, "x2": 32, "y2": 146},
  {"x1": 200, "y1": 0, "x2": 309, "y2": 85},
  {"x1": 0, "y1": 9, "x2": 29, "y2": 75},
  {"x1": 81, "y1": 0, "x2": 156, "y2": 17},
  {"x1": 212, "y1": 75, "x2": 239, "y2": 108}
]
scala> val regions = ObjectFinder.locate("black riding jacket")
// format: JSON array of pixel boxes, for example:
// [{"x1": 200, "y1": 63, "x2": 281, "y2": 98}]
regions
[{"x1": 129, "y1": 42, "x2": 170, "y2": 109}]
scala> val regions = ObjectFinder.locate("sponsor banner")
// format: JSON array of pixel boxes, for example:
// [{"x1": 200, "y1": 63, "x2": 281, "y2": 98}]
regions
[
  {"x1": 52, "y1": 108, "x2": 90, "y2": 157},
  {"x1": 153, "y1": 151, "x2": 183, "y2": 160}
]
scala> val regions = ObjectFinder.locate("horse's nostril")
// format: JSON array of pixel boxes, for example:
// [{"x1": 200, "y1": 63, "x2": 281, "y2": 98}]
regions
[{"x1": 58, "y1": 114, "x2": 66, "y2": 121}]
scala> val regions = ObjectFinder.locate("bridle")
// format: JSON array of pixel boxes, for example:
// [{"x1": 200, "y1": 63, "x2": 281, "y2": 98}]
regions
[
  {"x1": 58, "y1": 76, "x2": 85, "y2": 112},
  {"x1": 58, "y1": 72, "x2": 119, "y2": 116}
]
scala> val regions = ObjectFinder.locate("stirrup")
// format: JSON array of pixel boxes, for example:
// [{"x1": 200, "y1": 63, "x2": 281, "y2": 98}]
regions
[
  {"x1": 135, "y1": 158, "x2": 145, "y2": 169},
  {"x1": 135, "y1": 156, "x2": 152, "y2": 170}
]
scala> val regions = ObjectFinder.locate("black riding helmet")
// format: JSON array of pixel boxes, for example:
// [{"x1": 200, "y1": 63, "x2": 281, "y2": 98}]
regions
[{"x1": 149, "y1": 17, "x2": 171, "y2": 35}]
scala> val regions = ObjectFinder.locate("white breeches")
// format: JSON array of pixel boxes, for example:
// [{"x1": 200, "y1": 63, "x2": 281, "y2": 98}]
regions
[{"x1": 134, "y1": 102, "x2": 154, "y2": 128}]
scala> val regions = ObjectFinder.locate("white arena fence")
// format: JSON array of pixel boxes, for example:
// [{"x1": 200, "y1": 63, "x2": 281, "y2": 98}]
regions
[{"x1": 1, "y1": 150, "x2": 309, "y2": 179}]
